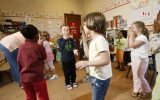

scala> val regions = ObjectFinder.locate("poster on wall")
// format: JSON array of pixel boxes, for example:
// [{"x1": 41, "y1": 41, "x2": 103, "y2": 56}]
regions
[
  {"x1": 67, "y1": 21, "x2": 79, "y2": 40},
  {"x1": 128, "y1": 0, "x2": 154, "y2": 26}
]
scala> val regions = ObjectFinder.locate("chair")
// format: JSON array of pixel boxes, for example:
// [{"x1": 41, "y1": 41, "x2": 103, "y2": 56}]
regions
[
  {"x1": 0, "y1": 58, "x2": 13, "y2": 82},
  {"x1": 126, "y1": 63, "x2": 132, "y2": 78}
]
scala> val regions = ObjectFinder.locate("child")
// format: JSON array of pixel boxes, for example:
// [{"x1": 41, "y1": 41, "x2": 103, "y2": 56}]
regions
[
  {"x1": 79, "y1": 33, "x2": 90, "y2": 83},
  {"x1": 116, "y1": 31, "x2": 126, "y2": 71},
  {"x1": 58, "y1": 25, "x2": 78, "y2": 90},
  {"x1": 121, "y1": 30, "x2": 131, "y2": 66},
  {"x1": 17, "y1": 25, "x2": 49, "y2": 100},
  {"x1": 41, "y1": 31, "x2": 58, "y2": 80},
  {"x1": 127, "y1": 21, "x2": 151, "y2": 98},
  {"x1": 76, "y1": 12, "x2": 112, "y2": 100},
  {"x1": 151, "y1": 11, "x2": 160, "y2": 100}
]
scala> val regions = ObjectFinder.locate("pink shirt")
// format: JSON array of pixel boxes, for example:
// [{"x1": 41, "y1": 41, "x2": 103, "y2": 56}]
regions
[{"x1": 43, "y1": 40, "x2": 54, "y2": 61}]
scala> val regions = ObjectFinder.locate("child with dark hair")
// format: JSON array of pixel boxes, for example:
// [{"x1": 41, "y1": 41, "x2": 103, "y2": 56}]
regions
[
  {"x1": 17, "y1": 24, "x2": 49, "y2": 100},
  {"x1": 116, "y1": 31, "x2": 126, "y2": 71},
  {"x1": 76, "y1": 12, "x2": 112, "y2": 100}
]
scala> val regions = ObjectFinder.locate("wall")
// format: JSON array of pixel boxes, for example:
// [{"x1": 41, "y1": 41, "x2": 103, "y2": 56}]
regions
[
  {"x1": 82, "y1": 0, "x2": 160, "y2": 28},
  {"x1": 0, "y1": 0, "x2": 82, "y2": 17},
  {"x1": 0, "y1": 0, "x2": 83, "y2": 35}
]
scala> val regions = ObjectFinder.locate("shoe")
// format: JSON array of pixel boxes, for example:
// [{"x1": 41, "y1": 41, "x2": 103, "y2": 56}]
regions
[
  {"x1": 119, "y1": 67, "x2": 125, "y2": 71},
  {"x1": 49, "y1": 74, "x2": 58, "y2": 80},
  {"x1": 66, "y1": 84, "x2": 73, "y2": 90},
  {"x1": 44, "y1": 75, "x2": 49, "y2": 79},
  {"x1": 139, "y1": 92, "x2": 151, "y2": 98},
  {"x1": 19, "y1": 84, "x2": 23, "y2": 89},
  {"x1": 72, "y1": 83, "x2": 78, "y2": 88},
  {"x1": 81, "y1": 75, "x2": 90, "y2": 83},
  {"x1": 131, "y1": 92, "x2": 140, "y2": 98},
  {"x1": 116, "y1": 66, "x2": 120, "y2": 69}
]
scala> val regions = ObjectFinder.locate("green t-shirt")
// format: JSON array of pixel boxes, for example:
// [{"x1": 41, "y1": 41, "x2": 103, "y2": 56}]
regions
[{"x1": 116, "y1": 37, "x2": 126, "y2": 50}]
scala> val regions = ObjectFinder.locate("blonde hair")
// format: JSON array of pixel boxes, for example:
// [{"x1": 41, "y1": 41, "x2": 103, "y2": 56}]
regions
[
  {"x1": 133, "y1": 21, "x2": 149, "y2": 40},
  {"x1": 42, "y1": 31, "x2": 50, "y2": 41}
]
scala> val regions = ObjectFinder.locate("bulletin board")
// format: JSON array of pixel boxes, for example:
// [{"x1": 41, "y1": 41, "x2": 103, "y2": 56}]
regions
[
  {"x1": 25, "y1": 16, "x2": 63, "y2": 38},
  {"x1": 0, "y1": 9, "x2": 63, "y2": 38}
]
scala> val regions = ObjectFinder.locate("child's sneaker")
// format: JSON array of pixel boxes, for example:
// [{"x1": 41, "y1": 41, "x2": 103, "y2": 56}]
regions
[
  {"x1": 81, "y1": 75, "x2": 90, "y2": 83},
  {"x1": 131, "y1": 92, "x2": 140, "y2": 98},
  {"x1": 44, "y1": 75, "x2": 49, "y2": 79},
  {"x1": 49, "y1": 74, "x2": 58, "y2": 80},
  {"x1": 72, "y1": 83, "x2": 78, "y2": 88},
  {"x1": 66, "y1": 84, "x2": 73, "y2": 90}
]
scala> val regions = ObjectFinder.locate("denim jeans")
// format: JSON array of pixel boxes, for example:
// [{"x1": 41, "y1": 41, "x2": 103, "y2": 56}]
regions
[
  {"x1": 0, "y1": 43, "x2": 20, "y2": 83},
  {"x1": 90, "y1": 76, "x2": 110, "y2": 100}
]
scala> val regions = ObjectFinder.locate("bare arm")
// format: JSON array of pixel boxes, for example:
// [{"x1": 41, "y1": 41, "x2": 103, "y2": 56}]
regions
[
  {"x1": 151, "y1": 39, "x2": 160, "y2": 53},
  {"x1": 76, "y1": 51, "x2": 110, "y2": 69},
  {"x1": 88, "y1": 51, "x2": 110, "y2": 66},
  {"x1": 128, "y1": 32, "x2": 145, "y2": 49},
  {"x1": 82, "y1": 32, "x2": 89, "y2": 58}
]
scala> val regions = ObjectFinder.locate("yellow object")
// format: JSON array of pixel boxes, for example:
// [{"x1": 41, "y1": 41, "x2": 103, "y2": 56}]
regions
[
  {"x1": 152, "y1": 74, "x2": 160, "y2": 100},
  {"x1": 116, "y1": 49, "x2": 124, "y2": 62}
]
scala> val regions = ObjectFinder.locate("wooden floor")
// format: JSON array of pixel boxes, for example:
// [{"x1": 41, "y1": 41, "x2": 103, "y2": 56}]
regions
[{"x1": 0, "y1": 62, "x2": 152, "y2": 100}]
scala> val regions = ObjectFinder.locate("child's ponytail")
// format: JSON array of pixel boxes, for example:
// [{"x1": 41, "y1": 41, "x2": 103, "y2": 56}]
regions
[{"x1": 142, "y1": 27, "x2": 149, "y2": 40}]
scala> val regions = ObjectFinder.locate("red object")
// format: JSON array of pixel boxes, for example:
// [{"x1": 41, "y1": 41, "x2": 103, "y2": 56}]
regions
[
  {"x1": 67, "y1": 21, "x2": 79, "y2": 40},
  {"x1": 22, "y1": 80, "x2": 49, "y2": 100},
  {"x1": 17, "y1": 40, "x2": 47, "y2": 83},
  {"x1": 110, "y1": 21, "x2": 113, "y2": 28}
]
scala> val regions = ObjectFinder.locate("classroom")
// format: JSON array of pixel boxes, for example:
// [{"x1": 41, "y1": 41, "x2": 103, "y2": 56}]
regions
[{"x1": 0, "y1": 0, "x2": 160, "y2": 100}]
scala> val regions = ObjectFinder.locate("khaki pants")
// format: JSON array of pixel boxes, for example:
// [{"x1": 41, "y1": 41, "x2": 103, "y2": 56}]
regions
[{"x1": 152, "y1": 74, "x2": 160, "y2": 100}]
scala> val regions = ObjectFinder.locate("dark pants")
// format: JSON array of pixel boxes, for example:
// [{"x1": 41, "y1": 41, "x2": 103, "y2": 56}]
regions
[
  {"x1": 80, "y1": 48, "x2": 84, "y2": 60},
  {"x1": 90, "y1": 76, "x2": 110, "y2": 100},
  {"x1": 62, "y1": 60, "x2": 76, "y2": 85},
  {"x1": 123, "y1": 51, "x2": 131, "y2": 65},
  {"x1": 22, "y1": 80, "x2": 49, "y2": 100}
]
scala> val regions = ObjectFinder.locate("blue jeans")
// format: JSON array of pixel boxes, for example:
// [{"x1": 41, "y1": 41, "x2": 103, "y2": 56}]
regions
[
  {"x1": 0, "y1": 43, "x2": 20, "y2": 83},
  {"x1": 90, "y1": 76, "x2": 110, "y2": 100}
]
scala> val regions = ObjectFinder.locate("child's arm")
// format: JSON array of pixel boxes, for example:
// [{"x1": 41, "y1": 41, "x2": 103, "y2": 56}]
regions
[
  {"x1": 58, "y1": 39, "x2": 66, "y2": 51},
  {"x1": 17, "y1": 49, "x2": 22, "y2": 73},
  {"x1": 76, "y1": 51, "x2": 110, "y2": 69},
  {"x1": 128, "y1": 32, "x2": 145, "y2": 49},
  {"x1": 39, "y1": 45, "x2": 47, "y2": 61},
  {"x1": 82, "y1": 33, "x2": 89, "y2": 58},
  {"x1": 76, "y1": 37, "x2": 110, "y2": 69},
  {"x1": 151, "y1": 39, "x2": 160, "y2": 53}
]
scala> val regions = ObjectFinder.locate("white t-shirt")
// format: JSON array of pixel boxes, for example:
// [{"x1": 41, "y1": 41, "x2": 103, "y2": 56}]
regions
[
  {"x1": 131, "y1": 34, "x2": 148, "y2": 59},
  {"x1": 0, "y1": 31, "x2": 25, "y2": 52},
  {"x1": 89, "y1": 35, "x2": 112, "y2": 80}
]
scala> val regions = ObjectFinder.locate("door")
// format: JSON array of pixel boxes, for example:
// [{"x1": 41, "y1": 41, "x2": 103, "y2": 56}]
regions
[{"x1": 64, "y1": 14, "x2": 81, "y2": 49}]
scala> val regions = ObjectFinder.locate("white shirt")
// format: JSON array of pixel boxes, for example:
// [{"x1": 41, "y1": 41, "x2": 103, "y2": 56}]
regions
[
  {"x1": 89, "y1": 35, "x2": 112, "y2": 80},
  {"x1": 149, "y1": 33, "x2": 160, "y2": 72},
  {"x1": 0, "y1": 31, "x2": 25, "y2": 52},
  {"x1": 131, "y1": 34, "x2": 148, "y2": 59}
]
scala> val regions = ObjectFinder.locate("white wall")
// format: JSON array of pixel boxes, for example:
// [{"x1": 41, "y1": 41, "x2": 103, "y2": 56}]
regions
[
  {"x1": 82, "y1": 0, "x2": 160, "y2": 27},
  {"x1": 0, "y1": 0, "x2": 82, "y2": 16},
  {"x1": 0, "y1": 0, "x2": 83, "y2": 35}
]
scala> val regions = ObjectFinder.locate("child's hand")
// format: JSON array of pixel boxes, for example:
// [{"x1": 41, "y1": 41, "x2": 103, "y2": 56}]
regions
[
  {"x1": 82, "y1": 32, "x2": 88, "y2": 43},
  {"x1": 76, "y1": 61, "x2": 89, "y2": 70},
  {"x1": 73, "y1": 49, "x2": 78, "y2": 56}
]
